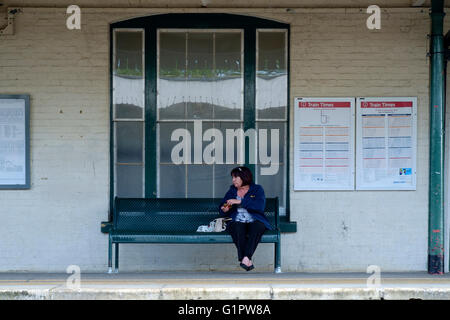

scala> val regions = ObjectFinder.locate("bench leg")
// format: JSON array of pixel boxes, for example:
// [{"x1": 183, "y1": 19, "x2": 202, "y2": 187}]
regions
[
  {"x1": 114, "y1": 243, "x2": 119, "y2": 273},
  {"x1": 274, "y1": 240, "x2": 281, "y2": 274},
  {"x1": 108, "y1": 235, "x2": 113, "y2": 274}
]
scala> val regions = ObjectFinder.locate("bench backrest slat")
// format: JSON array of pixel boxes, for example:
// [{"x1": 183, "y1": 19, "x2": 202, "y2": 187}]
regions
[{"x1": 113, "y1": 197, "x2": 279, "y2": 233}]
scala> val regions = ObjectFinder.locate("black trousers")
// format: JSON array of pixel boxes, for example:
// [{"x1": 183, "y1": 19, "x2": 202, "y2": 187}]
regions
[{"x1": 226, "y1": 220, "x2": 266, "y2": 261}]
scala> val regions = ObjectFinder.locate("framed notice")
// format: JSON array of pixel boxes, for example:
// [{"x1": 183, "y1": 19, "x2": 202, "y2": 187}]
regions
[
  {"x1": 0, "y1": 95, "x2": 30, "y2": 189},
  {"x1": 294, "y1": 97, "x2": 355, "y2": 190},
  {"x1": 356, "y1": 97, "x2": 417, "y2": 190}
]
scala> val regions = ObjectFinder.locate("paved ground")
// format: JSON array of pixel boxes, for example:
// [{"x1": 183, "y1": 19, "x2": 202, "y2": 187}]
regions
[{"x1": 1, "y1": 272, "x2": 450, "y2": 299}]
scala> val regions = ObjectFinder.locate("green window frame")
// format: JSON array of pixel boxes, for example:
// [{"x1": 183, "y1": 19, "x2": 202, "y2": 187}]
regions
[{"x1": 109, "y1": 14, "x2": 296, "y2": 231}]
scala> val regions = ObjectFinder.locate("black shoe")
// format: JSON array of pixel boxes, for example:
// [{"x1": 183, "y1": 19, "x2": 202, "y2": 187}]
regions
[
  {"x1": 240, "y1": 263, "x2": 249, "y2": 271},
  {"x1": 246, "y1": 264, "x2": 254, "y2": 271}
]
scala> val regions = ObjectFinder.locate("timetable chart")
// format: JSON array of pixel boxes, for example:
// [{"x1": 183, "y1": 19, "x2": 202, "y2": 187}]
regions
[
  {"x1": 0, "y1": 99, "x2": 26, "y2": 186},
  {"x1": 294, "y1": 98, "x2": 355, "y2": 190},
  {"x1": 356, "y1": 98, "x2": 416, "y2": 190}
]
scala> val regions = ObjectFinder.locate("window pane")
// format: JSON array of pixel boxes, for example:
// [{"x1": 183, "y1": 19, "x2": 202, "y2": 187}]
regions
[
  {"x1": 158, "y1": 31, "x2": 243, "y2": 121},
  {"x1": 187, "y1": 165, "x2": 213, "y2": 197},
  {"x1": 116, "y1": 165, "x2": 143, "y2": 197},
  {"x1": 159, "y1": 121, "x2": 246, "y2": 166},
  {"x1": 116, "y1": 121, "x2": 143, "y2": 163},
  {"x1": 202, "y1": 121, "x2": 243, "y2": 165},
  {"x1": 256, "y1": 31, "x2": 287, "y2": 120},
  {"x1": 215, "y1": 33, "x2": 242, "y2": 75},
  {"x1": 159, "y1": 122, "x2": 198, "y2": 165},
  {"x1": 159, "y1": 122, "x2": 187, "y2": 164},
  {"x1": 159, "y1": 32, "x2": 186, "y2": 120},
  {"x1": 114, "y1": 31, "x2": 144, "y2": 119},
  {"x1": 213, "y1": 33, "x2": 243, "y2": 120},
  {"x1": 159, "y1": 164, "x2": 186, "y2": 197},
  {"x1": 158, "y1": 121, "x2": 244, "y2": 198},
  {"x1": 256, "y1": 121, "x2": 285, "y2": 163},
  {"x1": 256, "y1": 164, "x2": 285, "y2": 212},
  {"x1": 214, "y1": 164, "x2": 237, "y2": 198},
  {"x1": 186, "y1": 33, "x2": 214, "y2": 119},
  {"x1": 256, "y1": 121, "x2": 286, "y2": 212}
]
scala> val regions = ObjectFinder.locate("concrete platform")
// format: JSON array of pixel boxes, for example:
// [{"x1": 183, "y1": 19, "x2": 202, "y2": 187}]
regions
[{"x1": 1, "y1": 272, "x2": 450, "y2": 300}]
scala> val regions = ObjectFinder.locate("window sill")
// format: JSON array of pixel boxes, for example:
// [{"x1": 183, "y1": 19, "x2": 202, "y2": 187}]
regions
[
  {"x1": 101, "y1": 221, "x2": 112, "y2": 234},
  {"x1": 280, "y1": 216, "x2": 297, "y2": 233}
]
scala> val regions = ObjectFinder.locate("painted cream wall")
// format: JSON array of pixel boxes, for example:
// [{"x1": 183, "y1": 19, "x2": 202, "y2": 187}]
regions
[{"x1": 0, "y1": 7, "x2": 432, "y2": 272}]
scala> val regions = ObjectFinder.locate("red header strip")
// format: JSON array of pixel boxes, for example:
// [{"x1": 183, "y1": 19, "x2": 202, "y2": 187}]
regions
[
  {"x1": 299, "y1": 101, "x2": 351, "y2": 108},
  {"x1": 360, "y1": 101, "x2": 413, "y2": 108}
]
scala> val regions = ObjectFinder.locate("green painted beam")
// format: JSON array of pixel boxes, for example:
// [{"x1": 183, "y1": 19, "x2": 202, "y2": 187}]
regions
[
  {"x1": 428, "y1": 0, "x2": 445, "y2": 275},
  {"x1": 145, "y1": 27, "x2": 158, "y2": 198},
  {"x1": 244, "y1": 27, "x2": 256, "y2": 176}
]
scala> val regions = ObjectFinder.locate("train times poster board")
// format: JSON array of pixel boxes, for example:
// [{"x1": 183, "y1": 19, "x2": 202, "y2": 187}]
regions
[
  {"x1": 0, "y1": 95, "x2": 30, "y2": 189},
  {"x1": 294, "y1": 97, "x2": 355, "y2": 190},
  {"x1": 356, "y1": 97, "x2": 417, "y2": 190}
]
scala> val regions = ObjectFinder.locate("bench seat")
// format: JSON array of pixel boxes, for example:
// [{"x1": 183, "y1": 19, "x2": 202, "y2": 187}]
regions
[
  {"x1": 107, "y1": 197, "x2": 281, "y2": 273},
  {"x1": 110, "y1": 231, "x2": 279, "y2": 243}
]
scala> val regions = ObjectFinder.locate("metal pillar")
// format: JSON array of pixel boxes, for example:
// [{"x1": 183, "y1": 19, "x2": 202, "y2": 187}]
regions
[{"x1": 428, "y1": 0, "x2": 446, "y2": 275}]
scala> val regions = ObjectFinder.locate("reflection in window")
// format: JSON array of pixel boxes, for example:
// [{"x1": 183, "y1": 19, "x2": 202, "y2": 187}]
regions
[
  {"x1": 256, "y1": 30, "x2": 288, "y2": 213},
  {"x1": 158, "y1": 121, "x2": 243, "y2": 198},
  {"x1": 256, "y1": 31, "x2": 287, "y2": 120},
  {"x1": 256, "y1": 122, "x2": 286, "y2": 210},
  {"x1": 113, "y1": 31, "x2": 144, "y2": 119},
  {"x1": 111, "y1": 27, "x2": 289, "y2": 215},
  {"x1": 116, "y1": 122, "x2": 144, "y2": 163},
  {"x1": 158, "y1": 30, "x2": 244, "y2": 198},
  {"x1": 158, "y1": 31, "x2": 243, "y2": 120},
  {"x1": 113, "y1": 29, "x2": 145, "y2": 197}
]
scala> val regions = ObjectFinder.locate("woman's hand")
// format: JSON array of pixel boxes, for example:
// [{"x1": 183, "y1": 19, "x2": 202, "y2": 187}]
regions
[
  {"x1": 226, "y1": 199, "x2": 241, "y2": 206},
  {"x1": 221, "y1": 199, "x2": 241, "y2": 212}
]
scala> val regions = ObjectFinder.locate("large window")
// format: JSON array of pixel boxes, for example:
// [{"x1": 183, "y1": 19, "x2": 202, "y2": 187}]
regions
[{"x1": 111, "y1": 14, "x2": 289, "y2": 216}]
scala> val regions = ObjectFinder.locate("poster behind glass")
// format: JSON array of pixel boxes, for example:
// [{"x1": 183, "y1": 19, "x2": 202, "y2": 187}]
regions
[
  {"x1": 0, "y1": 95, "x2": 30, "y2": 189},
  {"x1": 356, "y1": 97, "x2": 417, "y2": 190},
  {"x1": 294, "y1": 97, "x2": 355, "y2": 190}
]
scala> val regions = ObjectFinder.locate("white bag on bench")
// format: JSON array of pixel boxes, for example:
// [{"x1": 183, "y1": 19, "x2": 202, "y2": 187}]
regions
[{"x1": 196, "y1": 217, "x2": 232, "y2": 232}]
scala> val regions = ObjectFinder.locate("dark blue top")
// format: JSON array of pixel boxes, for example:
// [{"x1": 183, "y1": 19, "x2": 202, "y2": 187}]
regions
[{"x1": 218, "y1": 183, "x2": 273, "y2": 230}]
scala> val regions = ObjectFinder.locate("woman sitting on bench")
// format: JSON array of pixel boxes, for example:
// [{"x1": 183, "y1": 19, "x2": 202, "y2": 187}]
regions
[{"x1": 219, "y1": 166, "x2": 273, "y2": 271}]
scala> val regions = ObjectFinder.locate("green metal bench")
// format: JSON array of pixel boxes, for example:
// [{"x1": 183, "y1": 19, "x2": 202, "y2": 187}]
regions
[{"x1": 108, "y1": 197, "x2": 281, "y2": 273}]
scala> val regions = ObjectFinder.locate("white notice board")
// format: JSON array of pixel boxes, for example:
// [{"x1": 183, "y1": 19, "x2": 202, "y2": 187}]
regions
[
  {"x1": 0, "y1": 95, "x2": 30, "y2": 189},
  {"x1": 294, "y1": 97, "x2": 355, "y2": 190},
  {"x1": 356, "y1": 97, "x2": 417, "y2": 190}
]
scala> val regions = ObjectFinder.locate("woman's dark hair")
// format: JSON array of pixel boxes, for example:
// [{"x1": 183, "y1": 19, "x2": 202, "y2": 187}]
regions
[{"x1": 231, "y1": 166, "x2": 253, "y2": 186}]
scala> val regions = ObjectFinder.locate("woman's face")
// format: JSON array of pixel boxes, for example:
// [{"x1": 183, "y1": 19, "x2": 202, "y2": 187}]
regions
[{"x1": 232, "y1": 175, "x2": 243, "y2": 188}]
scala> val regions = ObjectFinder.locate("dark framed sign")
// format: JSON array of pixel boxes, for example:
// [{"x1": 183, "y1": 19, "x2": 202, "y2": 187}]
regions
[{"x1": 0, "y1": 94, "x2": 30, "y2": 189}]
